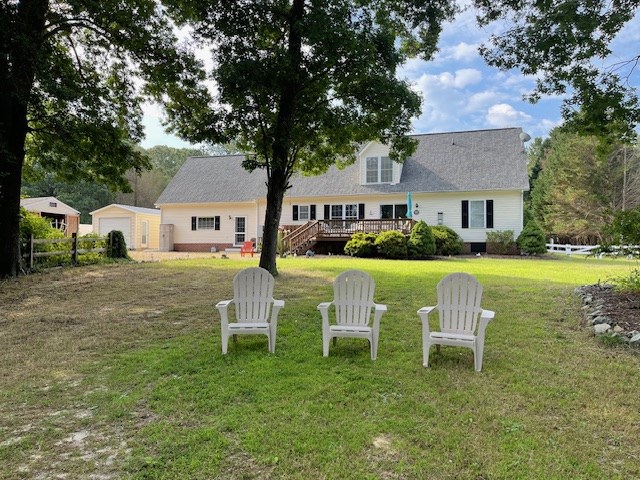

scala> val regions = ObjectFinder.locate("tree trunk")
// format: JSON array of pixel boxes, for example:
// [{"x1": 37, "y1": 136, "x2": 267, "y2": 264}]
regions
[
  {"x1": 259, "y1": 169, "x2": 288, "y2": 275},
  {"x1": 257, "y1": 0, "x2": 304, "y2": 276},
  {"x1": 0, "y1": 0, "x2": 49, "y2": 277}
]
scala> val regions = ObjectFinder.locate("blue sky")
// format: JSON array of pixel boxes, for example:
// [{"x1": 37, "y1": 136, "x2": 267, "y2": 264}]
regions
[{"x1": 140, "y1": 7, "x2": 640, "y2": 149}]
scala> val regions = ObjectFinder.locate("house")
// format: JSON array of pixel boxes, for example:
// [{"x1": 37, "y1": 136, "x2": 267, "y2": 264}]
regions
[
  {"x1": 90, "y1": 204, "x2": 161, "y2": 250},
  {"x1": 155, "y1": 127, "x2": 530, "y2": 254},
  {"x1": 20, "y1": 196, "x2": 80, "y2": 236}
]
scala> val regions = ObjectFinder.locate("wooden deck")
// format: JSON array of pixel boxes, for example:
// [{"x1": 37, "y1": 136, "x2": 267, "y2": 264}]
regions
[{"x1": 283, "y1": 219, "x2": 415, "y2": 254}]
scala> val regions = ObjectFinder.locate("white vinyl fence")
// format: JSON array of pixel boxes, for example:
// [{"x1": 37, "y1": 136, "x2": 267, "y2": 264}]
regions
[{"x1": 546, "y1": 240, "x2": 640, "y2": 257}]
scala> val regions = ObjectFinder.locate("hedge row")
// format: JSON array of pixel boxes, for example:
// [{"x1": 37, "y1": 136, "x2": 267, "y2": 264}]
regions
[{"x1": 344, "y1": 221, "x2": 463, "y2": 259}]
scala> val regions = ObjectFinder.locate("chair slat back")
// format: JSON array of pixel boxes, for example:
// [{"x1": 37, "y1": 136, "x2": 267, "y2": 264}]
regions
[
  {"x1": 437, "y1": 272, "x2": 483, "y2": 334},
  {"x1": 333, "y1": 270, "x2": 375, "y2": 326},
  {"x1": 233, "y1": 267, "x2": 274, "y2": 323}
]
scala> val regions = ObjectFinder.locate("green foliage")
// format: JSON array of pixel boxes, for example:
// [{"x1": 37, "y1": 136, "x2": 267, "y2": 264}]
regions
[
  {"x1": 344, "y1": 232, "x2": 378, "y2": 258},
  {"x1": 407, "y1": 220, "x2": 436, "y2": 258},
  {"x1": 477, "y1": 1, "x2": 640, "y2": 138},
  {"x1": 432, "y1": 225, "x2": 463, "y2": 256},
  {"x1": 605, "y1": 207, "x2": 640, "y2": 245},
  {"x1": 486, "y1": 230, "x2": 516, "y2": 255},
  {"x1": 374, "y1": 230, "x2": 407, "y2": 259},
  {"x1": 19, "y1": 208, "x2": 62, "y2": 242},
  {"x1": 517, "y1": 221, "x2": 547, "y2": 255},
  {"x1": 611, "y1": 268, "x2": 640, "y2": 294},
  {"x1": 107, "y1": 231, "x2": 130, "y2": 259}
]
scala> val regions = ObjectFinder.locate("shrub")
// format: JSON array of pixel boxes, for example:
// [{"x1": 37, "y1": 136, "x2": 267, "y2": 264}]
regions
[
  {"x1": 486, "y1": 230, "x2": 516, "y2": 255},
  {"x1": 106, "y1": 230, "x2": 130, "y2": 259},
  {"x1": 407, "y1": 220, "x2": 436, "y2": 258},
  {"x1": 20, "y1": 208, "x2": 67, "y2": 268},
  {"x1": 374, "y1": 230, "x2": 407, "y2": 259},
  {"x1": 432, "y1": 225, "x2": 463, "y2": 256},
  {"x1": 345, "y1": 232, "x2": 378, "y2": 257},
  {"x1": 612, "y1": 268, "x2": 640, "y2": 294},
  {"x1": 517, "y1": 221, "x2": 547, "y2": 255},
  {"x1": 20, "y1": 207, "x2": 62, "y2": 242}
]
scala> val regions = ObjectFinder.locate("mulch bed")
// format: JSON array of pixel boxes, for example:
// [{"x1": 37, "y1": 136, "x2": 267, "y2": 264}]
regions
[{"x1": 579, "y1": 284, "x2": 640, "y2": 334}]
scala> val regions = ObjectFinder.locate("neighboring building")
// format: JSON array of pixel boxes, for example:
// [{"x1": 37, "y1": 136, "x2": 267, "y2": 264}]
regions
[
  {"x1": 155, "y1": 127, "x2": 530, "y2": 253},
  {"x1": 20, "y1": 196, "x2": 80, "y2": 236},
  {"x1": 90, "y1": 204, "x2": 161, "y2": 250}
]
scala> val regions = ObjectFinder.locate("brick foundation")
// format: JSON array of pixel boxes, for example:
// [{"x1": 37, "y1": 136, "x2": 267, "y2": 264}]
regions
[{"x1": 173, "y1": 243, "x2": 233, "y2": 252}]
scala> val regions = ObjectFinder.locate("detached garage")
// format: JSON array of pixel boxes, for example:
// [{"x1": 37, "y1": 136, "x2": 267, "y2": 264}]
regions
[{"x1": 91, "y1": 204, "x2": 161, "y2": 250}]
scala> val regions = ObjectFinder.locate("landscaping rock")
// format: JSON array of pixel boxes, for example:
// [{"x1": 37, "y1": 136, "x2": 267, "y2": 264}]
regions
[
  {"x1": 613, "y1": 325, "x2": 625, "y2": 333},
  {"x1": 593, "y1": 324, "x2": 611, "y2": 334},
  {"x1": 630, "y1": 333, "x2": 640, "y2": 347},
  {"x1": 592, "y1": 316, "x2": 611, "y2": 325}
]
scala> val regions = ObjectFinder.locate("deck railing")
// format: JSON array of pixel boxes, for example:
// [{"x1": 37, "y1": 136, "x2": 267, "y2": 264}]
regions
[{"x1": 282, "y1": 218, "x2": 415, "y2": 254}]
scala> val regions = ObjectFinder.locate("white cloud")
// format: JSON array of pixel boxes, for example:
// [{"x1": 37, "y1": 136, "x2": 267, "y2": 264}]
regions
[
  {"x1": 486, "y1": 103, "x2": 532, "y2": 127},
  {"x1": 450, "y1": 42, "x2": 480, "y2": 61},
  {"x1": 420, "y1": 69, "x2": 482, "y2": 90},
  {"x1": 465, "y1": 90, "x2": 503, "y2": 112}
]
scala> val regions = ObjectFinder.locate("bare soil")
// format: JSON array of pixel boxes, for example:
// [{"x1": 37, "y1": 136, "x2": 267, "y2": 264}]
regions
[{"x1": 580, "y1": 284, "x2": 640, "y2": 334}]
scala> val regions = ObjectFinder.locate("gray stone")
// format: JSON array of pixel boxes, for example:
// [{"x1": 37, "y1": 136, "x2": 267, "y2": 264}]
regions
[
  {"x1": 592, "y1": 316, "x2": 611, "y2": 325},
  {"x1": 613, "y1": 325, "x2": 625, "y2": 333},
  {"x1": 593, "y1": 324, "x2": 611, "y2": 334},
  {"x1": 630, "y1": 333, "x2": 640, "y2": 347}
]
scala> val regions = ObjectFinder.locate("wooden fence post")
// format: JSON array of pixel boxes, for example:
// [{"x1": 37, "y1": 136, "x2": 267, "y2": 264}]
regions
[
  {"x1": 72, "y1": 233, "x2": 78, "y2": 265},
  {"x1": 29, "y1": 234, "x2": 34, "y2": 270}
]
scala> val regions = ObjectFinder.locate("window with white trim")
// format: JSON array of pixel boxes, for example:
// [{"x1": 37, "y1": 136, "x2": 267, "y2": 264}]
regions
[
  {"x1": 461, "y1": 200, "x2": 494, "y2": 229},
  {"x1": 470, "y1": 201, "x2": 485, "y2": 228},
  {"x1": 192, "y1": 216, "x2": 220, "y2": 230},
  {"x1": 365, "y1": 156, "x2": 394, "y2": 184},
  {"x1": 345, "y1": 204, "x2": 358, "y2": 219},
  {"x1": 298, "y1": 205, "x2": 310, "y2": 221}
]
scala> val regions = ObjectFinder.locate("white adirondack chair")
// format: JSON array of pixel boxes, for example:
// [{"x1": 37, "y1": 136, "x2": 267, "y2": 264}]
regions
[
  {"x1": 317, "y1": 270, "x2": 387, "y2": 360},
  {"x1": 418, "y1": 272, "x2": 495, "y2": 371},
  {"x1": 215, "y1": 267, "x2": 284, "y2": 354}
]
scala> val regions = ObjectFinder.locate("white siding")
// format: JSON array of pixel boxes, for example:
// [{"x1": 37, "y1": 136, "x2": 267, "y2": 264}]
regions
[
  {"x1": 411, "y1": 191, "x2": 524, "y2": 242},
  {"x1": 161, "y1": 203, "x2": 259, "y2": 246}
]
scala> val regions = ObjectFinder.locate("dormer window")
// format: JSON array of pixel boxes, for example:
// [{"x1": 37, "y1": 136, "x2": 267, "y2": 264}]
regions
[{"x1": 365, "y1": 156, "x2": 393, "y2": 184}]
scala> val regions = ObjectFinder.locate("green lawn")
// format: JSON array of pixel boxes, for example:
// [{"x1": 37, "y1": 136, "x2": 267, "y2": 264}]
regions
[{"x1": 0, "y1": 255, "x2": 638, "y2": 479}]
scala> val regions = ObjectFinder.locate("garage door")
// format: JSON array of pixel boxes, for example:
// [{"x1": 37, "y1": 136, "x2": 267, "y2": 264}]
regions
[{"x1": 99, "y1": 217, "x2": 133, "y2": 249}]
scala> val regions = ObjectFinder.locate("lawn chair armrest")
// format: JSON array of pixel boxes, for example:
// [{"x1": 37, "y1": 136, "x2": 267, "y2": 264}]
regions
[
  {"x1": 272, "y1": 299, "x2": 285, "y2": 322},
  {"x1": 372, "y1": 303, "x2": 387, "y2": 330},
  {"x1": 215, "y1": 299, "x2": 234, "y2": 328},
  {"x1": 477, "y1": 309, "x2": 495, "y2": 341},
  {"x1": 417, "y1": 306, "x2": 436, "y2": 334},
  {"x1": 317, "y1": 302, "x2": 333, "y2": 311},
  {"x1": 317, "y1": 301, "x2": 333, "y2": 332}
]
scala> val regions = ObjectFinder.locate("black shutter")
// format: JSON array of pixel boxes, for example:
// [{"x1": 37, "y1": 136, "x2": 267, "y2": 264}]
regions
[
  {"x1": 214, "y1": 216, "x2": 220, "y2": 231},
  {"x1": 191, "y1": 216, "x2": 197, "y2": 231},
  {"x1": 486, "y1": 200, "x2": 494, "y2": 228},
  {"x1": 461, "y1": 201, "x2": 469, "y2": 229},
  {"x1": 310, "y1": 205, "x2": 316, "y2": 220},
  {"x1": 324, "y1": 204, "x2": 330, "y2": 219},
  {"x1": 293, "y1": 205, "x2": 299, "y2": 221},
  {"x1": 358, "y1": 203, "x2": 365, "y2": 219}
]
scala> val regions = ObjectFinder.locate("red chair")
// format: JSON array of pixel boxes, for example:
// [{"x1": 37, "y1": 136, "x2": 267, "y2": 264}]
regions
[{"x1": 240, "y1": 241, "x2": 254, "y2": 257}]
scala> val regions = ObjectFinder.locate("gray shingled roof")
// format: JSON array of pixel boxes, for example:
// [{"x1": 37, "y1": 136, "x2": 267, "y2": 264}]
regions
[{"x1": 155, "y1": 128, "x2": 529, "y2": 205}]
